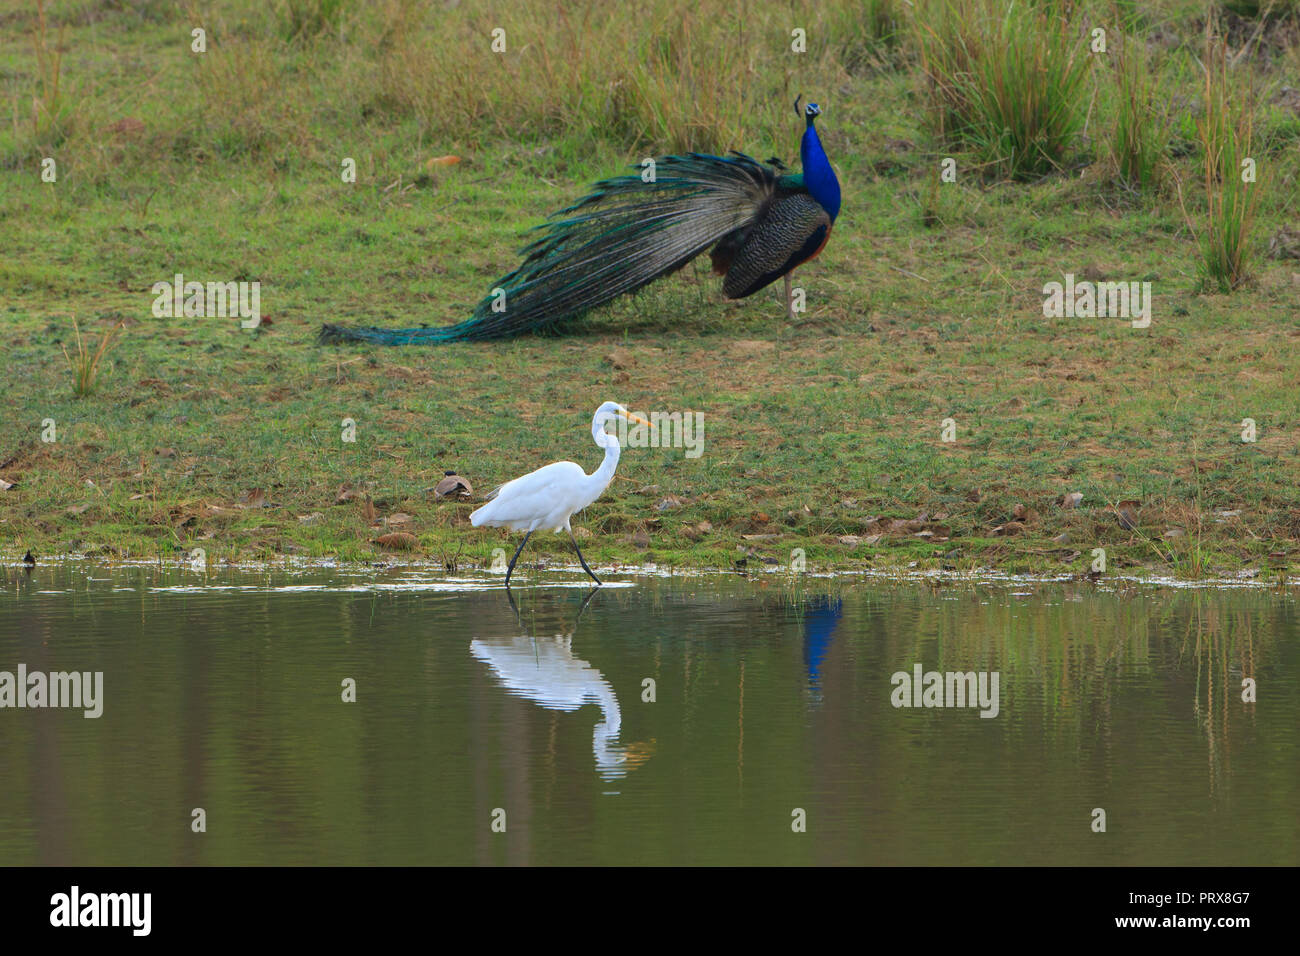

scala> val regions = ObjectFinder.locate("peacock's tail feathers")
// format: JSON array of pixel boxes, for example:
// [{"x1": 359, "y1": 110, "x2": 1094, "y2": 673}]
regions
[{"x1": 320, "y1": 152, "x2": 784, "y2": 345}]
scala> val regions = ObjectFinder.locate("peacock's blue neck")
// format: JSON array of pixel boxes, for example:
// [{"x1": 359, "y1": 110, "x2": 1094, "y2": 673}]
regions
[{"x1": 801, "y1": 120, "x2": 841, "y2": 221}]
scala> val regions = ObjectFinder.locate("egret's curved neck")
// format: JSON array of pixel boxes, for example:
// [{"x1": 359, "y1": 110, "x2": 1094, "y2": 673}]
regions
[{"x1": 588, "y1": 417, "x2": 622, "y2": 493}]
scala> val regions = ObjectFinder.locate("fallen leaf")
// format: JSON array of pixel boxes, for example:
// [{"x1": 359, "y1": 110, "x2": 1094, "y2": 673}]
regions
[
  {"x1": 374, "y1": 532, "x2": 418, "y2": 550},
  {"x1": 109, "y1": 116, "x2": 145, "y2": 138},
  {"x1": 335, "y1": 482, "x2": 374, "y2": 505},
  {"x1": 238, "y1": 488, "x2": 268, "y2": 508},
  {"x1": 604, "y1": 348, "x2": 635, "y2": 370}
]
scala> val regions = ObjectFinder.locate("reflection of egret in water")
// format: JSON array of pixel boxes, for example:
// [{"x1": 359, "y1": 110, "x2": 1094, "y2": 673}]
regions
[
  {"x1": 471, "y1": 597, "x2": 652, "y2": 781},
  {"x1": 801, "y1": 596, "x2": 842, "y2": 700}
]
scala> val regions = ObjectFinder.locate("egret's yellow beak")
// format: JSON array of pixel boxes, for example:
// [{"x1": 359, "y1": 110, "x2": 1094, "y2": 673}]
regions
[{"x1": 620, "y1": 410, "x2": 652, "y2": 427}]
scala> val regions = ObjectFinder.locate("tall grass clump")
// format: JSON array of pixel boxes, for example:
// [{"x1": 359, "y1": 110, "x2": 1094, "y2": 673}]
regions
[
  {"x1": 821, "y1": 0, "x2": 908, "y2": 73},
  {"x1": 20, "y1": 0, "x2": 77, "y2": 154},
  {"x1": 191, "y1": 31, "x2": 307, "y2": 160},
  {"x1": 1183, "y1": 30, "x2": 1262, "y2": 292},
  {"x1": 914, "y1": 0, "x2": 1091, "y2": 180},
  {"x1": 6, "y1": 0, "x2": 875, "y2": 172},
  {"x1": 61, "y1": 318, "x2": 122, "y2": 398},
  {"x1": 367, "y1": 0, "x2": 863, "y2": 156},
  {"x1": 277, "y1": 0, "x2": 352, "y2": 42},
  {"x1": 1110, "y1": 31, "x2": 1171, "y2": 192},
  {"x1": 1221, "y1": 0, "x2": 1300, "y2": 22}
]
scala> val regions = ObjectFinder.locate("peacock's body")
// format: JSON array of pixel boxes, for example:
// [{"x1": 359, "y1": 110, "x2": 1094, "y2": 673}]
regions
[{"x1": 320, "y1": 101, "x2": 840, "y2": 345}]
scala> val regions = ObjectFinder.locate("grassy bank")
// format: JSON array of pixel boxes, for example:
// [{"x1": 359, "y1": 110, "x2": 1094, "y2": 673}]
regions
[{"x1": 2, "y1": 0, "x2": 1299, "y2": 579}]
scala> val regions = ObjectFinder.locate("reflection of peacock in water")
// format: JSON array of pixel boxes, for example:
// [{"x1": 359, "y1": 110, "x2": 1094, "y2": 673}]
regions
[{"x1": 319, "y1": 99, "x2": 840, "y2": 345}]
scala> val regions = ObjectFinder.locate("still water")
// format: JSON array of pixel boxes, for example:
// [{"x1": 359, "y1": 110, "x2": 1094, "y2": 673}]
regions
[{"x1": 1, "y1": 561, "x2": 1296, "y2": 865}]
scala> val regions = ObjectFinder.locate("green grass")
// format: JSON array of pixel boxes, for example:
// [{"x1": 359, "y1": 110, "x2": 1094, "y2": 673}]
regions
[
  {"x1": 60, "y1": 315, "x2": 122, "y2": 397},
  {"x1": 1109, "y1": 25, "x2": 1171, "y2": 193},
  {"x1": 1189, "y1": 30, "x2": 1265, "y2": 292},
  {"x1": 915, "y1": 0, "x2": 1091, "y2": 181},
  {"x1": 1, "y1": 0, "x2": 1299, "y2": 579}
]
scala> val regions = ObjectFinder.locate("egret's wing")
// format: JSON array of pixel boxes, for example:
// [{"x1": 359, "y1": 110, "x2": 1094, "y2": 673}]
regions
[{"x1": 472, "y1": 462, "x2": 587, "y2": 528}]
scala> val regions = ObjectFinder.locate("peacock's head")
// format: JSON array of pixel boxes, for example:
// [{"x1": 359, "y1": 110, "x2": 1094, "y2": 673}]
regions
[{"x1": 794, "y1": 95, "x2": 822, "y2": 126}]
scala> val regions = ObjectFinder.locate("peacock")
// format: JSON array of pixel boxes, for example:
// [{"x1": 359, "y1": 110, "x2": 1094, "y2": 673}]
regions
[{"x1": 319, "y1": 98, "x2": 840, "y2": 345}]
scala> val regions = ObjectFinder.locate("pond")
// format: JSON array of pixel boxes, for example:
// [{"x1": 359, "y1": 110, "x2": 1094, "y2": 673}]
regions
[{"x1": 1, "y1": 561, "x2": 1296, "y2": 865}]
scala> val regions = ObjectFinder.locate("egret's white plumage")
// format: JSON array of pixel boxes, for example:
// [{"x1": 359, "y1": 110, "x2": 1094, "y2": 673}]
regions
[{"x1": 472, "y1": 401, "x2": 649, "y2": 585}]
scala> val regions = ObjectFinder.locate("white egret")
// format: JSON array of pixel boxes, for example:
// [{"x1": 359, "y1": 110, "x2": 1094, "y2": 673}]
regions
[{"x1": 471, "y1": 401, "x2": 651, "y2": 586}]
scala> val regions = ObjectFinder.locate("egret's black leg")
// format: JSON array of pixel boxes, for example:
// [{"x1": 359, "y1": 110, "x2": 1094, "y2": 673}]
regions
[
  {"x1": 505, "y1": 531, "x2": 532, "y2": 587},
  {"x1": 568, "y1": 530, "x2": 602, "y2": 586}
]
